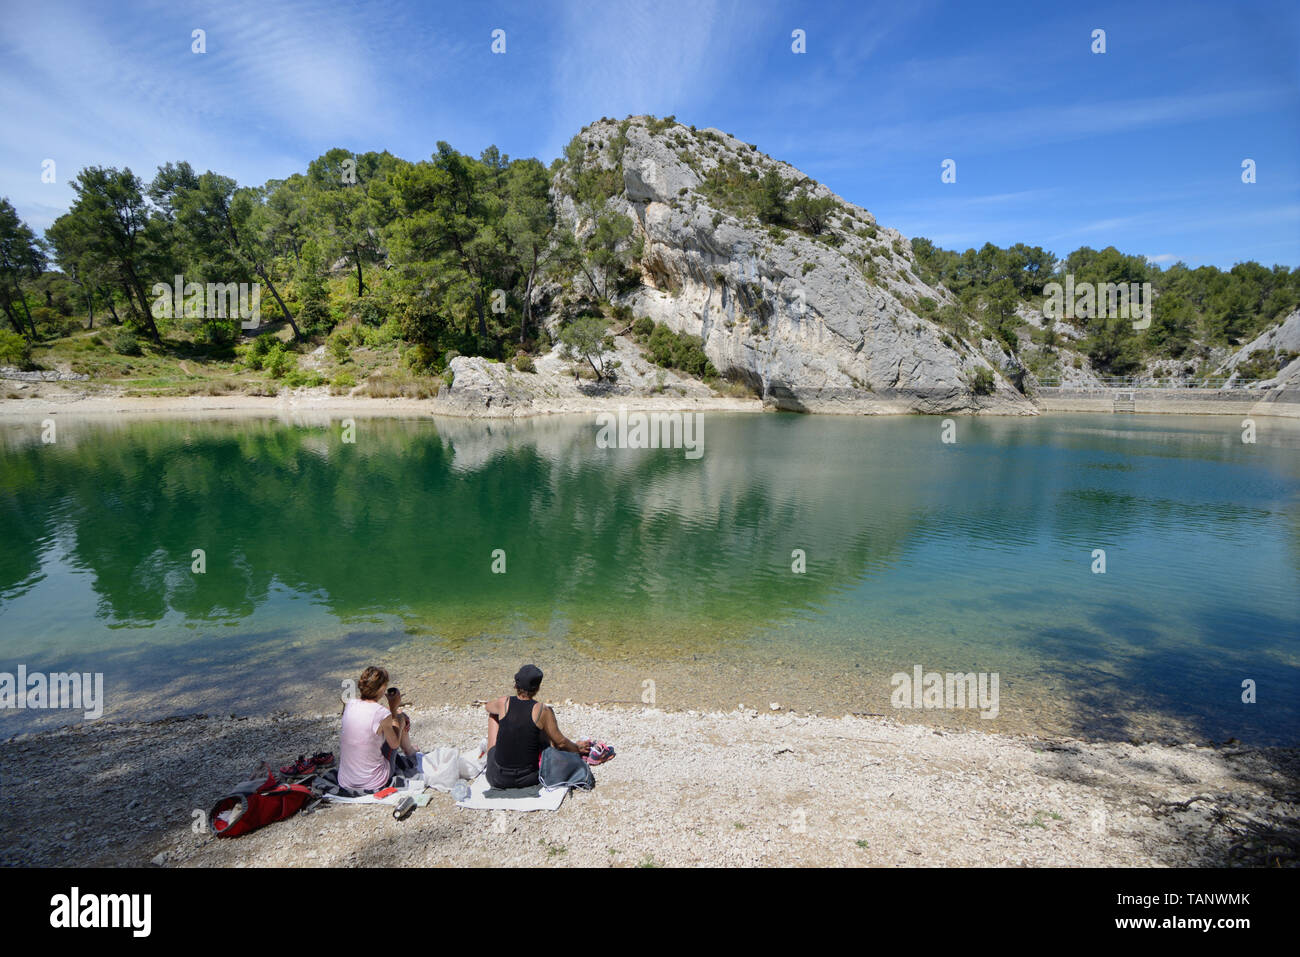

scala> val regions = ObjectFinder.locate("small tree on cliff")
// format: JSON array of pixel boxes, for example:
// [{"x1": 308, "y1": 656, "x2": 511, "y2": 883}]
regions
[{"x1": 560, "y1": 314, "x2": 615, "y2": 380}]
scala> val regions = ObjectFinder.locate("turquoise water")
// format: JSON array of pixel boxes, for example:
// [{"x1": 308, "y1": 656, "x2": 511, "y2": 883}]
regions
[{"x1": 0, "y1": 411, "x2": 1297, "y2": 743}]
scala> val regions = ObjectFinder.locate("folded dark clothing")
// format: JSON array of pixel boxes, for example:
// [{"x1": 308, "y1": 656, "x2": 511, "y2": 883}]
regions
[
  {"x1": 540, "y1": 746, "x2": 594, "y2": 790},
  {"x1": 313, "y1": 767, "x2": 372, "y2": 798},
  {"x1": 483, "y1": 784, "x2": 542, "y2": 799}
]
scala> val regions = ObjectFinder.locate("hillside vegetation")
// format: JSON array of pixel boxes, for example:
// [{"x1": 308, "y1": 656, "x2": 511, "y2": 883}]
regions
[{"x1": 1, "y1": 115, "x2": 1296, "y2": 397}]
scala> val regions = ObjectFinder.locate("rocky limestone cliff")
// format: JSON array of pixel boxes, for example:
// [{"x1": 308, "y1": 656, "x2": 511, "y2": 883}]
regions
[
  {"x1": 1217, "y1": 308, "x2": 1300, "y2": 386},
  {"x1": 545, "y1": 116, "x2": 1035, "y2": 415}
]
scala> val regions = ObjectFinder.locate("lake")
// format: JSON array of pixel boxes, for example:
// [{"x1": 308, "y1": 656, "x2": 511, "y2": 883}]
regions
[{"x1": 1, "y1": 410, "x2": 1297, "y2": 743}]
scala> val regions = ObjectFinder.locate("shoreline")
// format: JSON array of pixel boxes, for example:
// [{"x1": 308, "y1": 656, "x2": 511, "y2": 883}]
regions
[
  {"x1": 0, "y1": 389, "x2": 765, "y2": 420},
  {"x1": 1, "y1": 704, "x2": 1295, "y2": 867},
  {"x1": 2, "y1": 634, "x2": 1273, "y2": 748},
  {"x1": 2, "y1": 388, "x2": 1298, "y2": 420}
]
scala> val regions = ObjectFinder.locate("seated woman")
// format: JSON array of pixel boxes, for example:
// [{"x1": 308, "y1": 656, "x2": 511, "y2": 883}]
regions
[
  {"x1": 338, "y1": 666, "x2": 417, "y2": 792},
  {"x1": 483, "y1": 664, "x2": 589, "y2": 789}
]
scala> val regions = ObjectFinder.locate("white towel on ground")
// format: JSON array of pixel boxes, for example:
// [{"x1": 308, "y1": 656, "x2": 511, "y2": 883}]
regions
[{"x1": 454, "y1": 772, "x2": 567, "y2": 812}]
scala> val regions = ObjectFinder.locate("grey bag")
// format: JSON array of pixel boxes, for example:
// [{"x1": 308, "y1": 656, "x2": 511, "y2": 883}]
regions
[{"x1": 539, "y1": 746, "x2": 595, "y2": 790}]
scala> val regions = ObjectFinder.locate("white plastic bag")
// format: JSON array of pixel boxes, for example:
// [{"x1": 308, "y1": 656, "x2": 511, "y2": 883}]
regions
[
  {"x1": 458, "y1": 744, "x2": 486, "y2": 780},
  {"x1": 420, "y1": 747, "x2": 461, "y2": 791}
]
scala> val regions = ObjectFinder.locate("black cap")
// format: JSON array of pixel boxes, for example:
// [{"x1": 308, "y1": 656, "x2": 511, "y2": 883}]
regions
[{"x1": 514, "y1": 664, "x2": 543, "y2": 694}]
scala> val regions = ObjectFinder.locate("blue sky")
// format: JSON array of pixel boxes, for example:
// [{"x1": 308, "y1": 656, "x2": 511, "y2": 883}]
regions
[{"x1": 2, "y1": 0, "x2": 1297, "y2": 268}]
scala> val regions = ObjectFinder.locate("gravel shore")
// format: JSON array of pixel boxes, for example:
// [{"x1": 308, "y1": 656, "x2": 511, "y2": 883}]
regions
[
  {"x1": 2, "y1": 704, "x2": 1295, "y2": 868},
  {"x1": 0, "y1": 384, "x2": 763, "y2": 420}
]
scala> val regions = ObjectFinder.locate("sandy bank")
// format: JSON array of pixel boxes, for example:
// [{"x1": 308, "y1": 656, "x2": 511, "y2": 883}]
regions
[
  {"x1": 0, "y1": 388, "x2": 764, "y2": 420},
  {"x1": 6, "y1": 382, "x2": 1298, "y2": 420},
  {"x1": 2, "y1": 705, "x2": 1294, "y2": 868}
]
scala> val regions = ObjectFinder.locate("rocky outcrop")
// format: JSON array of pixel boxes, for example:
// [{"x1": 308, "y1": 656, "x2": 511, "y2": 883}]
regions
[
  {"x1": 436, "y1": 339, "x2": 746, "y2": 418},
  {"x1": 546, "y1": 116, "x2": 1035, "y2": 415},
  {"x1": 1217, "y1": 308, "x2": 1300, "y2": 386},
  {"x1": 0, "y1": 366, "x2": 89, "y2": 382}
]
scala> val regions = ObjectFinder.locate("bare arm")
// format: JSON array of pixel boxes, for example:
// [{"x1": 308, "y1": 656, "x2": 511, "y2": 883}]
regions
[
  {"x1": 379, "y1": 714, "x2": 403, "y2": 750},
  {"x1": 381, "y1": 691, "x2": 411, "y2": 752},
  {"x1": 485, "y1": 696, "x2": 506, "y2": 750},
  {"x1": 538, "y1": 705, "x2": 590, "y2": 755}
]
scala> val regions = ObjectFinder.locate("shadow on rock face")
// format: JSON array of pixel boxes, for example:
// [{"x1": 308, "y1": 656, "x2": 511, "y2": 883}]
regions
[{"x1": 764, "y1": 380, "x2": 809, "y2": 413}]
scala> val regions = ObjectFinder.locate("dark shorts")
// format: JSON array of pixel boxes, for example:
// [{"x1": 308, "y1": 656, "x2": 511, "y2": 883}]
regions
[{"x1": 485, "y1": 746, "x2": 539, "y2": 790}]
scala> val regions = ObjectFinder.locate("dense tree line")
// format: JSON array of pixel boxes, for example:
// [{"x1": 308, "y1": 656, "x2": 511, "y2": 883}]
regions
[
  {"x1": 0, "y1": 143, "x2": 598, "y2": 371},
  {"x1": 1, "y1": 131, "x2": 1296, "y2": 383},
  {"x1": 911, "y1": 238, "x2": 1300, "y2": 374}
]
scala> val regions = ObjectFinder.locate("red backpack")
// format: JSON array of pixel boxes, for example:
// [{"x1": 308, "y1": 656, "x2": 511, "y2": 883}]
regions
[{"x1": 210, "y1": 772, "x2": 315, "y2": 838}]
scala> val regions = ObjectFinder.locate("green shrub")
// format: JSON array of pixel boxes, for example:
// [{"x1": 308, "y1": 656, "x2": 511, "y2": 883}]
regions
[
  {"x1": 30, "y1": 306, "x2": 61, "y2": 335},
  {"x1": 0, "y1": 329, "x2": 32, "y2": 368},
  {"x1": 1235, "y1": 353, "x2": 1286, "y2": 381},
  {"x1": 297, "y1": 298, "x2": 332, "y2": 337},
  {"x1": 264, "y1": 343, "x2": 295, "y2": 378},
  {"x1": 631, "y1": 316, "x2": 655, "y2": 339},
  {"x1": 112, "y1": 328, "x2": 142, "y2": 356},
  {"x1": 282, "y1": 369, "x2": 325, "y2": 388},
  {"x1": 971, "y1": 366, "x2": 996, "y2": 395},
  {"x1": 645, "y1": 115, "x2": 677, "y2": 135},
  {"x1": 243, "y1": 333, "x2": 276, "y2": 370},
  {"x1": 327, "y1": 328, "x2": 353, "y2": 363},
  {"x1": 199, "y1": 317, "x2": 238, "y2": 346},
  {"x1": 513, "y1": 353, "x2": 536, "y2": 373},
  {"x1": 643, "y1": 321, "x2": 717, "y2": 378},
  {"x1": 700, "y1": 161, "x2": 792, "y2": 228},
  {"x1": 354, "y1": 292, "x2": 391, "y2": 327},
  {"x1": 404, "y1": 343, "x2": 439, "y2": 373},
  {"x1": 360, "y1": 317, "x2": 400, "y2": 348}
]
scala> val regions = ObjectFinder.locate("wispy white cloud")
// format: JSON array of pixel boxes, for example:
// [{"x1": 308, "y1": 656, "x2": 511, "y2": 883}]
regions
[
  {"x1": 0, "y1": 0, "x2": 430, "y2": 230},
  {"x1": 545, "y1": 0, "x2": 759, "y2": 153},
  {"x1": 799, "y1": 88, "x2": 1294, "y2": 165},
  {"x1": 1, "y1": 0, "x2": 1295, "y2": 270}
]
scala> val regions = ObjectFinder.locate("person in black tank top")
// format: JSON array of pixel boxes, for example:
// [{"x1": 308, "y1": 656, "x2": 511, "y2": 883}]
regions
[{"x1": 484, "y1": 665, "x2": 591, "y2": 789}]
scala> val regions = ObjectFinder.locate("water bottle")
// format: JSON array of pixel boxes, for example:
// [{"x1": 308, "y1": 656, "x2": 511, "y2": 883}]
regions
[
  {"x1": 391, "y1": 795, "x2": 416, "y2": 821},
  {"x1": 452, "y1": 779, "x2": 471, "y2": 802}
]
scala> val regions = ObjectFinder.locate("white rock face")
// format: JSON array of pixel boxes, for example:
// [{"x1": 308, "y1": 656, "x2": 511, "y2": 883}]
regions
[
  {"x1": 1217, "y1": 308, "x2": 1300, "y2": 385},
  {"x1": 548, "y1": 117, "x2": 1036, "y2": 415},
  {"x1": 438, "y1": 340, "x2": 727, "y2": 417}
]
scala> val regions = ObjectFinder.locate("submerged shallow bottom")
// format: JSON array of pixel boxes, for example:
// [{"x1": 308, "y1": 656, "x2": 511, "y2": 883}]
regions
[
  {"x1": 1, "y1": 411, "x2": 1297, "y2": 745},
  {"x1": 2, "y1": 611, "x2": 1283, "y2": 747}
]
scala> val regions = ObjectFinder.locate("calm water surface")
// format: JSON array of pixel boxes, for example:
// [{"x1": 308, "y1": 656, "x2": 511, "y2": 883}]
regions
[{"x1": 1, "y1": 411, "x2": 1297, "y2": 743}]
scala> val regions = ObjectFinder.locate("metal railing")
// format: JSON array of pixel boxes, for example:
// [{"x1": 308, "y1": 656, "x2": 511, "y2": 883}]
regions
[{"x1": 1034, "y1": 376, "x2": 1263, "y2": 390}]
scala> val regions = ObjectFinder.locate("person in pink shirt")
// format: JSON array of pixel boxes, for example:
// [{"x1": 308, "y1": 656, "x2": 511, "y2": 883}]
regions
[{"x1": 338, "y1": 666, "x2": 416, "y2": 792}]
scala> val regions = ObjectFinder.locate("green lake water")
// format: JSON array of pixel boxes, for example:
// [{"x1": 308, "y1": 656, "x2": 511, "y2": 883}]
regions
[{"x1": 1, "y1": 411, "x2": 1297, "y2": 743}]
